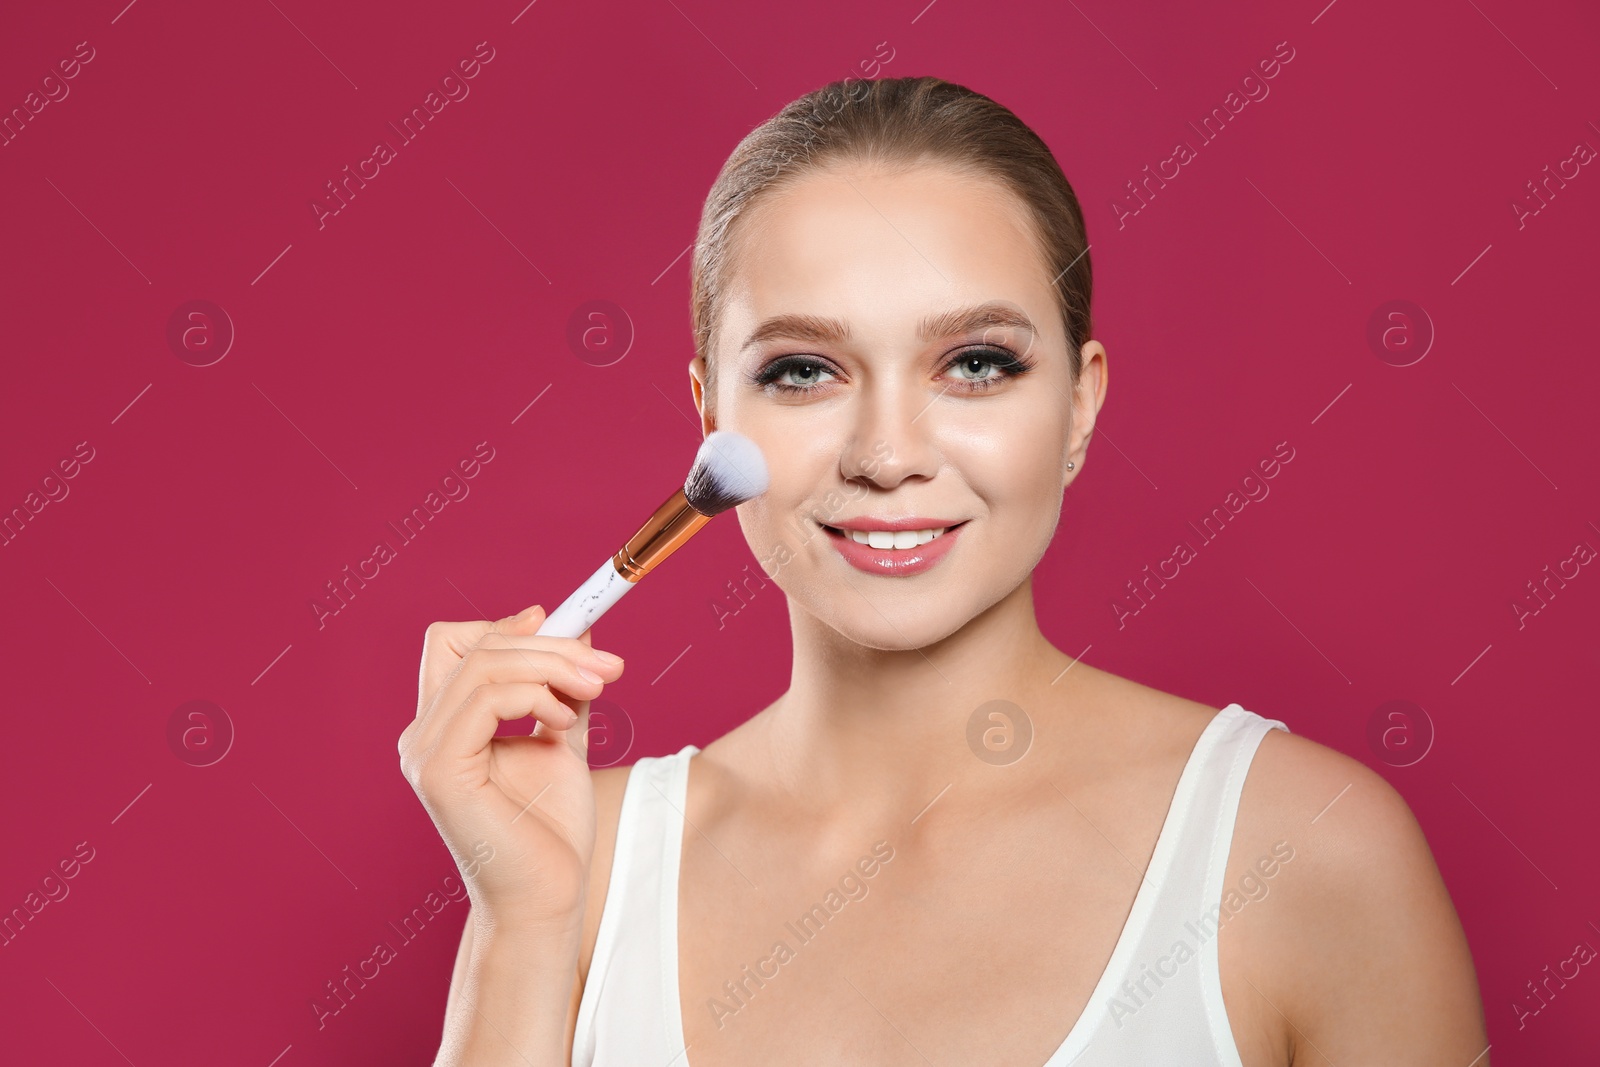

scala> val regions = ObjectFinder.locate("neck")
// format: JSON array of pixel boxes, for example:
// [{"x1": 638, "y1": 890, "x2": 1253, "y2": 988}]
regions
[{"x1": 760, "y1": 577, "x2": 1074, "y2": 828}]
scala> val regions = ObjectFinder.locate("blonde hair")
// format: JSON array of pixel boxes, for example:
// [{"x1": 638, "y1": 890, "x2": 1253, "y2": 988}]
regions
[{"x1": 690, "y1": 75, "x2": 1093, "y2": 406}]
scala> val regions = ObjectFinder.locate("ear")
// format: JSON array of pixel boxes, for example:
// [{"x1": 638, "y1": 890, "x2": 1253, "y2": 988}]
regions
[
  {"x1": 689, "y1": 356, "x2": 717, "y2": 437},
  {"x1": 1063, "y1": 340, "x2": 1108, "y2": 489}
]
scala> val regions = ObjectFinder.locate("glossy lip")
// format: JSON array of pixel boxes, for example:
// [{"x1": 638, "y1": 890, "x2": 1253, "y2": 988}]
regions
[{"x1": 821, "y1": 519, "x2": 968, "y2": 577}]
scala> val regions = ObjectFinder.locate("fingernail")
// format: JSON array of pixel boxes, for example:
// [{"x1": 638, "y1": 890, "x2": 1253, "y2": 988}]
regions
[
  {"x1": 576, "y1": 666, "x2": 603, "y2": 684},
  {"x1": 592, "y1": 649, "x2": 623, "y2": 665}
]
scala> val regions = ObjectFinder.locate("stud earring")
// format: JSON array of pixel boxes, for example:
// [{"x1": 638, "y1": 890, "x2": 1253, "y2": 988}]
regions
[{"x1": 1066, "y1": 460, "x2": 1076, "y2": 471}]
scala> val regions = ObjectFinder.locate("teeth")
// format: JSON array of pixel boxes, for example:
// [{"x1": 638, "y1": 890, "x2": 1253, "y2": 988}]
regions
[{"x1": 844, "y1": 527, "x2": 948, "y2": 548}]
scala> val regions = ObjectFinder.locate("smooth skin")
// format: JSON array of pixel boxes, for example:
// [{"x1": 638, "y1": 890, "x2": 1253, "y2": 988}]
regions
[
  {"x1": 404, "y1": 608, "x2": 625, "y2": 1064},
  {"x1": 421, "y1": 160, "x2": 1488, "y2": 1065}
]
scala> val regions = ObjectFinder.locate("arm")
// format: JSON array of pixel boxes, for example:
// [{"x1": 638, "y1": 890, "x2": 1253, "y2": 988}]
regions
[
  {"x1": 434, "y1": 763, "x2": 633, "y2": 1066},
  {"x1": 1250, "y1": 742, "x2": 1489, "y2": 1064},
  {"x1": 445, "y1": 908, "x2": 474, "y2": 1024},
  {"x1": 432, "y1": 908, "x2": 584, "y2": 1067}
]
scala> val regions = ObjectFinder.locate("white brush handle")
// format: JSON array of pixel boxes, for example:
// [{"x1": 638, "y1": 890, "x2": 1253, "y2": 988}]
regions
[{"x1": 535, "y1": 558, "x2": 635, "y2": 639}]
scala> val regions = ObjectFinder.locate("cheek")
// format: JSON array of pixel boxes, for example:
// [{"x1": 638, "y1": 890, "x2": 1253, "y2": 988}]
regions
[
  {"x1": 943, "y1": 407, "x2": 1066, "y2": 498},
  {"x1": 939, "y1": 411, "x2": 1068, "y2": 560},
  {"x1": 734, "y1": 412, "x2": 842, "y2": 494},
  {"x1": 730, "y1": 434, "x2": 824, "y2": 542},
  {"x1": 735, "y1": 491, "x2": 786, "y2": 547}
]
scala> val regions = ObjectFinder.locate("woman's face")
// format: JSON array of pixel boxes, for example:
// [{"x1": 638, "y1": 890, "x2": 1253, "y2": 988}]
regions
[{"x1": 691, "y1": 160, "x2": 1103, "y2": 650}]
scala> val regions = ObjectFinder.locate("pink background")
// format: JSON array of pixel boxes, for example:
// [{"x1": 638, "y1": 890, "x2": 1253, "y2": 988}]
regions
[{"x1": 2, "y1": 0, "x2": 1596, "y2": 1062}]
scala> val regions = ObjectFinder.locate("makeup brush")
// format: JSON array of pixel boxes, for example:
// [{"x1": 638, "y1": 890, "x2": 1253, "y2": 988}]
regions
[{"x1": 534, "y1": 430, "x2": 770, "y2": 640}]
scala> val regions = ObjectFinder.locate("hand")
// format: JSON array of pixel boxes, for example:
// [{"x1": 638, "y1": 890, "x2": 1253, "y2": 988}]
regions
[{"x1": 399, "y1": 604, "x2": 623, "y2": 931}]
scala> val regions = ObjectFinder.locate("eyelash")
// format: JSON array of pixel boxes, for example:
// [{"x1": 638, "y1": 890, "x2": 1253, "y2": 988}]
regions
[{"x1": 749, "y1": 347, "x2": 1036, "y2": 396}]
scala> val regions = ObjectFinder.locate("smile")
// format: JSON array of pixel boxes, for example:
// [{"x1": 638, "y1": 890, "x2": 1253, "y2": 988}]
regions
[
  {"x1": 828, "y1": 525, "x2": 951, "y2": 548},
  {"x1": 819, "y1": 520, "x2": 968, "y2": 576}
]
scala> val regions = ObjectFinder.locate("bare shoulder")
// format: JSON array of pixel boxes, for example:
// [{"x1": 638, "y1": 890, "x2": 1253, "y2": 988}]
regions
[{"x1": 1231, "y1": 719, "x2": 1490, "y2": 1064}]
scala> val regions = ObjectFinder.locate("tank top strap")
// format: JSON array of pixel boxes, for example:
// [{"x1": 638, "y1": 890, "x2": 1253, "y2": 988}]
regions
[
  {"x1": 1059, "y1": 704, "x2": 1289, "y2": 1064},
  {"x1": 1101, "y1": 704, "x2": 1288, "y2": 1056},
  {"x1": 1187, "y1": 706, "x2": 1288, "y2": 1054},
  {"x1": 571, "y1": 744, "x2": 700, "y2": 1067},
  {"x1": 1166, "y1": 704, "x2": 1290, "y2": 915},
  {"x1": 1141, "y1": 704, "x2": 1291, "y2": 946}
]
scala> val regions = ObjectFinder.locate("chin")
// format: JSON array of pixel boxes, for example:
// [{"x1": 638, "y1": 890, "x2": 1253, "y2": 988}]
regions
[{"x1": 802, "y1": 584, "x2": 975, "y2": 651}]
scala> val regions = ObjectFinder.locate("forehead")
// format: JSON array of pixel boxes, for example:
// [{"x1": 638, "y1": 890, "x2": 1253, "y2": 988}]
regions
[{"x1": 718, "y1": 161, "x2": 1059, "y2": 353}]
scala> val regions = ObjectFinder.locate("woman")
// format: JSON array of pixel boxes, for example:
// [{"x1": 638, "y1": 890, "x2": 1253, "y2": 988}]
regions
[{"x1": 403, "y1": 76, "x2": 1488, "y2": 1066}]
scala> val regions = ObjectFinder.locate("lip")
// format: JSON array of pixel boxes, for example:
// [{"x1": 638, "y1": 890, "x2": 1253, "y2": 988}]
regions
[
  {"x1": 821, "y1": 519, "x2": 967, "y2": 577},
  {"x1": 828, "y1": 516, "x2": 965, "y2": 531}
]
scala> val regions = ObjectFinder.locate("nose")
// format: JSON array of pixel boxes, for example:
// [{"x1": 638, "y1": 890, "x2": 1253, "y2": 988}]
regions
[{"x1": 839, "y1": 377, "x2": 943, "y2": 489}]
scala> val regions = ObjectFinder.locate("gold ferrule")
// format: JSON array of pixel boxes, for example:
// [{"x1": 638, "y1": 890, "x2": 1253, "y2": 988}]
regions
[{"x1": 612, "y1": 488, "x2": 713, "y2": 582}]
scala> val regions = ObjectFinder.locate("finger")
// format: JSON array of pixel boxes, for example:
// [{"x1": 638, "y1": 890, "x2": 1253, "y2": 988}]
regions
[
  {"x1": 466, "y1": 635, "x2": 623, "y2": 737},
  {"x1": 417, "y1": 646, "x2": 608, "y2": 752},
  {"x1": 564, "y1": 701, "x2": 592, "y2": 761},
  {"x1": 543, "y1": 625, "x2": 609, "y2": 761},
  {"x1": 506, "y1": 602, "x2": 547, "y2": 635},
  {"x1": 418, "y1": 615, "x2": 523, "y2": 716},
  {"x1": 474, "y1": 630, "x2": 624, "y2": 673},
  {"x1": 558, "y1": 684, "x2": 597, "y2": 764},
  {"x1": 434, "y1": 681, "x2": 579, "y2": 763},
  {"x1": 499, "y1": 608, "x2": 611, "y2": 664},
  {"x1": 418, "y1": 605, "x2": 574, "y2": 715}
]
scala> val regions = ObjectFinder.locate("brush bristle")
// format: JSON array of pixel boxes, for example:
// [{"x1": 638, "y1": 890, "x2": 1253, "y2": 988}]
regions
[{"x1": 683, "y1": 431, "x2": 769, "y2": 516}]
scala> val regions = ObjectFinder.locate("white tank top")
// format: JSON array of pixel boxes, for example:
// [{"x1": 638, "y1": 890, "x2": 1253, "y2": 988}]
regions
[{"x1": 573, "y1": 702, "x2": 1289, "y2": 1066}]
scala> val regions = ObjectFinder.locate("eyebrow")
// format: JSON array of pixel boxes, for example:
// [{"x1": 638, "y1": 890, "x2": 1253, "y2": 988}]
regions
[{"x1": 739, "y1": 301, "x2": 1037, "y2": 352}]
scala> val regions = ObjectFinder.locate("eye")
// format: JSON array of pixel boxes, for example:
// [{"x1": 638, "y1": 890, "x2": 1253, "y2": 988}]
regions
[
  {"x1": 941, "y1": 346, "x2": 1034, "y2": 391},
  {"x1": 749, "y1": 356, "x2": 840, "y2": 395},
  {"x1": 746, "y1": 346, "x2": 1035, "y2": 398}
]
